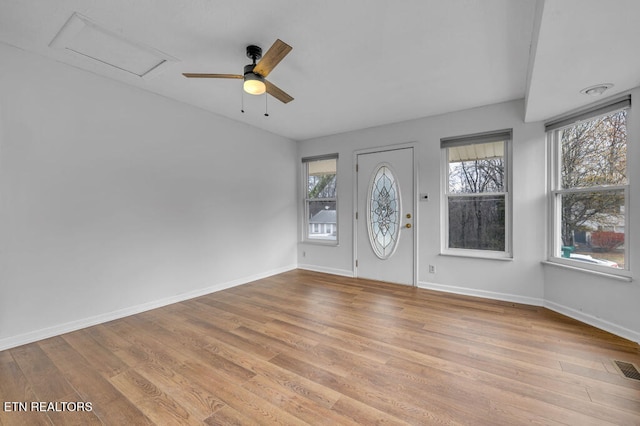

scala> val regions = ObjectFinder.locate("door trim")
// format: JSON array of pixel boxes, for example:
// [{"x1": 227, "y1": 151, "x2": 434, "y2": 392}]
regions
[{"x1": 353, "y1": 142, "x2": 419, "y2": 286}]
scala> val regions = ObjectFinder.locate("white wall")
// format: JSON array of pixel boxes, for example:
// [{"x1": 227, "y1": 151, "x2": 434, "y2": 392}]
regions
[
  {"x1": 298, "y1": 100, "x2": 547, "y2": 304},
  {"x1": 0, "y1": 43, "x2": 298, "y2": 350},
  {"x1": 298, "y1": 95, "x2": 640, "y2": 343},
  {"x1": 1, "y1": 40, "x2": 637, "y2": 350}
]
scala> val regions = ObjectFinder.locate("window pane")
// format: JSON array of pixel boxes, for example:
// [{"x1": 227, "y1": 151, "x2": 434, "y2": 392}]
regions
[
  {"x1": 560, "y1": 110, "x2": 627, "y2": 189},
  {"x1": 448, "y1": 141, "x2": 504, "y2": 193},
  {"x1": 559, "y1": 190, "x2": 624, "y2": 269},
  {"x1": 304, "y1": 156, "x2": 337, "y2": 243},
  {"x1": 307, "y1": 159, "x2": 337, "y2": 198},
  {"x1": 448, "y1": 195, "x2": 505, "y2": 251},
  {"x1": 368, "y1": 165, "x2": 401, "y2": 259},
  {"x1": 307, "y1": 201, "x2": 337, "y2": 241}
]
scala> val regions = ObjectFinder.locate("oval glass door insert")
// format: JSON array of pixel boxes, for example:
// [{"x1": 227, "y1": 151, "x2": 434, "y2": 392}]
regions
[{"x1": 367, "y1": 163, "x2": 401, "y2": 259}]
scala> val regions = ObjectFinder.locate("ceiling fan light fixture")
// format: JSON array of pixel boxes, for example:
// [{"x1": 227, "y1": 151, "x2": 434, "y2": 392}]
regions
[{"x1": 243, "y1": 72, "x2": 266, "y2": 95}]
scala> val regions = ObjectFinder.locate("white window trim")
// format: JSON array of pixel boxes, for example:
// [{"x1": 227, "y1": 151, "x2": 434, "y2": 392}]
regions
[
  {"x1": 302, "y1": 154, "x2": 339, "y2": 246},
  {"x1": 546, "y1": 97, "x2": 631, "y2": 278},
  {"x1": 541, "y1": 260, "x2": 632, "y2": 282},
  {"x1": 440, "y1": 129, "x2": 513, "y2": 259}
]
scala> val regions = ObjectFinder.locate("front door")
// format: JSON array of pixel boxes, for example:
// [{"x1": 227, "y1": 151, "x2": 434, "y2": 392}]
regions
[{"x1": 356, "y1": 147, "x2": 415, "y2": 285}]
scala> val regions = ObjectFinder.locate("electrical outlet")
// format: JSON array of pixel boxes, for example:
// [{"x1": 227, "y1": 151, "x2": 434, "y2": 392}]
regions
[
  {"x1": 302, "y1": 251, "x2": 306, "y2": 258},
  {"x1": 428, "y1": 264, "x2": 436, "y2": 274}
]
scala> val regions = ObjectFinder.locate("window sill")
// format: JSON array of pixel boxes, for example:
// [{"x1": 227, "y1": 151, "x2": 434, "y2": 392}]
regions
[
  {"x1": 301, "y1": 240, "x2": 339, "y2": 247},
  {"x1": 541, "y1": 260, "x2": 632, "y2": 282},
  {"x1": 439, "y1": 250, "x2": 513, "y2": 261}
]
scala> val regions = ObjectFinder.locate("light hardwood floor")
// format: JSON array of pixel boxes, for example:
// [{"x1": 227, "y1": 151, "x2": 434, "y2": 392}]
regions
[{"x1": 1, "y1": 269, "x2": 639, "y2": 425}]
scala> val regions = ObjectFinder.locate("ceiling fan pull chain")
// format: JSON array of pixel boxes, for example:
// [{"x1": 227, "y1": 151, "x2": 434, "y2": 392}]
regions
[
  {"x1": 241, "y1": 90, "x2": 245, "y2": 113},
  {"x1": 264, "y1": 93, "x2": 269, "y2": 117}
]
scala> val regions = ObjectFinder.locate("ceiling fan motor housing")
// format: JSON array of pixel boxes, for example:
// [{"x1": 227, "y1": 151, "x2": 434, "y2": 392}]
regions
[
  {"x1": 244, "y1": 64, "x2": 260, "y2": 76},
  {"x1": 246, "y1": 45, "x2": 262, "y2": 62}
]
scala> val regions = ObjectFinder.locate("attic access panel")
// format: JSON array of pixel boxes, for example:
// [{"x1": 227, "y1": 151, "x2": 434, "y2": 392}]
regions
[{"x1": 50, "y1": 13, "x2": 175, "y2": 78}]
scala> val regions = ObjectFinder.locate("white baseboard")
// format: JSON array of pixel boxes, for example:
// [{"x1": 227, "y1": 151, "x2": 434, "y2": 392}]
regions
[
  {"x1": 418, "y1": 281, "x2": 544, "y2": 307},
  {"x1": 544, "y1": 300, "x2": 640, "y2": 344},
  {"x1": 0, "y1": 264, "x2": 297, "y2": 352},
  {"x1": 417, "y1": 281, "x2": 639, "y2": 344},
  {"x1": 5, "y1": 266, "x2": 636, "y2": 351},
  {"x1": 297, "y1": 263, "x2": 354, "y2": 278}
]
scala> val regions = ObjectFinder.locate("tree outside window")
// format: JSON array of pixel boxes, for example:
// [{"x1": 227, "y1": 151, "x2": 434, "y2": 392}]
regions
[
  {"x1": 441, "y1": 130, "x2": 512, "y2": 257},
  {"x1": 551, "y1": 108, "x2": 628, "y2": 270}
]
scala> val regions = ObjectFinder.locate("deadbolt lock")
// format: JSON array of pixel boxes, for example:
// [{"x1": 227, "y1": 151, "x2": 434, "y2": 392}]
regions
[{"x1": 406, "y1": 213, "x2": 412, "y2": 219}]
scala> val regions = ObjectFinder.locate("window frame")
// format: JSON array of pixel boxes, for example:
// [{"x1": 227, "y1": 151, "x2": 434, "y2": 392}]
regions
[
  {"x1": 440, "y1": 129, "x2": 513, "y2": 259},
  {"x1": 547, "y1": 98, "x2": 631, "y2": 277},
  {"x1": 302, "y1": 154, "x2": 338, "y2": 245}
]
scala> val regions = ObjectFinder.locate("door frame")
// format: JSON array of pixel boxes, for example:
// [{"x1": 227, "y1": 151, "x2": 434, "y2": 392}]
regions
[{"x1": 353, "y1": 142, "x2": 419, "y2": 286}]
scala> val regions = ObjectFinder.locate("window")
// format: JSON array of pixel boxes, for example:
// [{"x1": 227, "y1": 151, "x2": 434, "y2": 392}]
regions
[
  {"x1": 441, "y1": 129, "x2": 512, "y2": 257},
  {"x1": 303, "y1": 155, "x2": 337, "y2": 243},
  {"x1": 547, "y1": 97, "x2": 630, "y2": 273},
  {"x1": 367, "y1": 164, "x2": 401, "y2": 259}
]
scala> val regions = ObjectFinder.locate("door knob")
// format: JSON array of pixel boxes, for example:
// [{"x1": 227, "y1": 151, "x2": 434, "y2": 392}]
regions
[{"x1": 405, "y1": 223, "x2": 412, "y2": 229}]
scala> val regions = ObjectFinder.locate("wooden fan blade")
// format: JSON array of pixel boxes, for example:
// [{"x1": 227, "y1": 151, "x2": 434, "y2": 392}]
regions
[
  {"x1": 182, "y1": 73, "x2": 243, "y2": 79},
  {"x1": 253, "y1": 39, "x2": 292, "y2": 77},
  {"x1": 265, "y1": 80, "x2": 294, "y2": 104}
]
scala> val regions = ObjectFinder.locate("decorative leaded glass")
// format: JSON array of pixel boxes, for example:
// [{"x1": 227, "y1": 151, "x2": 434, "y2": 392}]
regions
[{"x1": 367, "y1": 164, "x2": 401, "y2": 259}]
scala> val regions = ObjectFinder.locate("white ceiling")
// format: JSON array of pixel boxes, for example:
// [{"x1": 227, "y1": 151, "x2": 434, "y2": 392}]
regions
[{"x1": 1, "y1": 0, "x2": 639, "y2": 141}]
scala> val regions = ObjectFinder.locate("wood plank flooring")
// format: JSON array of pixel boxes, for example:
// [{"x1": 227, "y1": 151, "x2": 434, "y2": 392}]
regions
[{"x1": 1, "y1": 269, "x2": 639, "y2": 425}]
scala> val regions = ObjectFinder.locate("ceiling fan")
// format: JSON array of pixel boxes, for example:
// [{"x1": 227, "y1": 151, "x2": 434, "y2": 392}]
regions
[{"x1": 183, "y1": 39, "x2": 293, "y2": 104}]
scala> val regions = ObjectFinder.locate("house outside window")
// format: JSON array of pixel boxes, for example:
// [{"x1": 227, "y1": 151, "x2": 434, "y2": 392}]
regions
[
  {"x1": 547, "y1": 97, "x2": 630, "y2": 274},
  {"x1": 441, "y1": 129, "x2": 512, "y2": 258},
  {"x1": 303, "y1": 155, "x2": 338, "y2": 243}
]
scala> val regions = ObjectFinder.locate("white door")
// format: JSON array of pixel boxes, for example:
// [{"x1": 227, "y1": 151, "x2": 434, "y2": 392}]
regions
[{"x1": 356, "y1": 147, "x2": 415, "y2": 285}]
